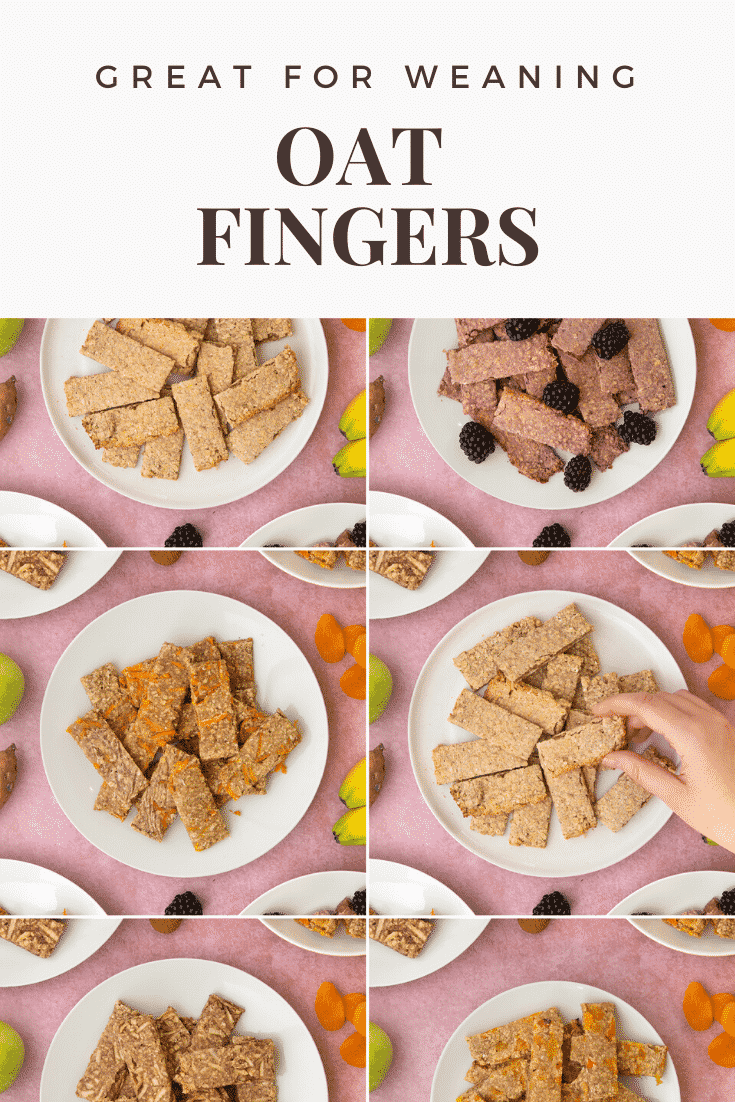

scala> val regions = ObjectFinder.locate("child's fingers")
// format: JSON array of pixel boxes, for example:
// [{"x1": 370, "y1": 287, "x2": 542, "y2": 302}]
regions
[
  {"x1": 601, "y1": 749, "x2": 687, "y2": 812},
  {"x1": 592, "y1": 693, "x2": 700, "y2": 755}
]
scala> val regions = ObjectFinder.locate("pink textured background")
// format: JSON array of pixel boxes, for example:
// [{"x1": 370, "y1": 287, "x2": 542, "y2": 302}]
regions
[
  {"x1": 2, "y1": 916, "x2": 366, "y2": 1102},
  {"x1": 0, "y1": 319, "x2": 365, "y2": 547},
  {"x1": 369, "y1": 318, "x2": 735, "y2": 547},
  {"x1": 1, "y1": 551, "x2": 366, "y2": 914},
  {"x1": 370, "y1": 917, "x2": 733, "y2": 1101},
  {"x1": 369, "y1": 550, "x2": 735, "y2": 915}
]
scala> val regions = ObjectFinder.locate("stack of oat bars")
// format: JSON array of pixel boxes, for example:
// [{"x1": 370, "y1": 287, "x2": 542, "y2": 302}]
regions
[
  {"x1": 461, "y1": 1001, "x2": 667, "y2": 1102},
  {"x1": 439, "y1": 318, "x2": 675, "y2": 483},
  {"x1": 64, "y1": 318, "x2": 308, "y2": 478},
  {"x1": 76, "y1": 993, "x2": 277, "y2": 1101},
  {"x1": 433, "y1": 603, "x2": 675, "y2": 846},
  {"x1": 66, "y1": 634, "x2": 301, "y2": 851}
]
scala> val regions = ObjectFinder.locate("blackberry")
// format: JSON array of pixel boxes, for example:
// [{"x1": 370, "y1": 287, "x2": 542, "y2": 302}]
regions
[
  {"x1": 263, "y1": 911, "x2": 286, "y2": 916},
  {"x1": 164, "y1": 523, "x2": 203, "y2": 548},
  {"x1": 631, "y1": 912, "x2": 654, "y2": 916},
  {"x1": 533, "y1": 523, "x2": 571, "y2": 548},
  {"x1": 542, "y1": 379, "x2": 579, "y2": 415},
  {"x1": 164, "y1": 891, "x2": 203, "y2": 916},
  {"x1": 505, "y1": 318, "x2": 540, "y2": 341},
  {"x1": 264, "y1": 543, "x2": 285, "y2": 547},
  {"x1": 618, "y1": 409, "x2": 657, "y2": 446},
  {"x1": 719, "y1": 889, "x2": 735, "y2": 915},
  {"x1": 591, "y1": 320, "x2": 630, "y2": 360},
  {"x1": 719, "y1": 522, "x2": 735, "y2": 547},
  {"x1": 351, "y1": 521, "x2": 367, "y2": 547},
  {"x1": 532, "y1": 891, "x2": 571, "y2": 916},
  {"x1": 563, "y1": 455, "x2": 592, "y2": 492},
  {"x1": 459, "y1": 421, "x2": 495, "y2": 463},
  {"x1": 350, "y1": 889, "x2": 367, "y2": 915}
]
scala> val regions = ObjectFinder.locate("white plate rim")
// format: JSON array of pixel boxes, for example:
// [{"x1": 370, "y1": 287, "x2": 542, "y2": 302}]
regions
[
  {"x1": 0, "y1": 491, "x2": 106, "y2": 547},
  {"x1": 608, "y1": 503, "x2": 735, "y2": 588},
  {"x1": 240, "y1": 869, "x2": 367, "y2": 957},
  {"x1": 608, "y1": 870, "x2": 735, "y2": 956},
  {"x1": 430, "y1": 979, "x2": 680, "y2": 1102},
  {"x1": 39, "y1": 590, "x2": 328, "y2": 877},
  {"x1": 39, "y1": 318, "x2": 328, "y2": 510},
  {"x1": 0, "y1": 548, "x2": 122, "y2": 619},
  {"x1": 369, "y1": 916, "x2": 490, "y2": 988},
  {"x1": 240, "y1": 502, "x2": 367, "y2": 589},
  {"x1": 369, "y1": 858, "x2": 474, "y2": 916},
  {"x1": 39, "y1": 956, "x2": 328, "y2": 1102},
  {"x1": 368, "y1": 549, "x2": 490, "y2": 620},
  {"x1": 408, "y1": 318, "x2": 696, "y2": 511},
  {"x1": 408, "y1": 589, "x2": 685, "y2": 877},
  {"x1": 368, "y1": 491, "x2": 474, "y2": 548}
]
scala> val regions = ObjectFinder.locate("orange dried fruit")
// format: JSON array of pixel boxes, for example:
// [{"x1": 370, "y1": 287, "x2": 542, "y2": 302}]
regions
[
  {"x1": 315, "y1": 614, "x2": 346, "y2": 664},
  {"x1": 682, "y1": 613, "x2": 713, "y2": 663},
  {"x1": 712, "y1": 992, "x2": 735, "y2": 1024},
  {"x1": 352, "y1": 1000, "x2": 367, "y2": 1037},
  {"x1": 341, "y1": 318, "x2": 367, "y2": 332},
  {"x1": 315, "y1": 980, "x2": 345, "y2": 1031},
  {"x1": 352, "y1": 633, "x2": 367, "y2": 669},
  {"x1": 339, "y1": 1030, "x2": 366, "y2": 1067},
  {"x1": 709, "y1": 319, "x2": 735, "y2": 332},
  {"x1": 721, "y1": 1000, "x2": 735, "y2": 1038},
  {"x1": 343, "y1": 624, "x2": 366, "y2": 656},
  {"x1": 720, "y1": 633, "x2": 735, "y2": 670},
  {"x1": 683, "y1": 980, "x2": 713, "y2": 1031},
  {"x1": 711, "y1": 625, "x2": 735, "y2": 656},
  {"x1": 340, "y1": 663, "x2": 366, "y2": 700},
  {"x1": 343, "y1": 992, "x2": 366, "y2": 1024},
  {"x1": 708, "y1": 1031, "x2": 735, "y2": 1067},
  {"x1": 708, "y1": 664, "x2": 735, "y2": 700}
]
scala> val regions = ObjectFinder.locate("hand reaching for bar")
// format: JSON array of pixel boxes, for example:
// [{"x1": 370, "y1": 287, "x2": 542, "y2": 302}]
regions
[{"x1": 593, "y1": 690, "x2": 735, "y2": 854}]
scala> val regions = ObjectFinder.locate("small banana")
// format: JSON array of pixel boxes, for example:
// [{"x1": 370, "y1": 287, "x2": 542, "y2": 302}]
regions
[
  {"x1": 706, "y1": 387, "x2": 735, "y2": 441},
  {"x1": 701, "y1": 438, "x2": 735, "y2": 477},
  {"x1": 332, "y1": 805, "x2": 366, "y2": 846},
  {"x1": 338, "y1": 388, "x2": 368, "y2": 441},
  {"x1": 333, "y1": 437, "x2": 366, "y2": 478},
  {"x1": 339, "y1": 756, "x2": 368, "y2": 809}
]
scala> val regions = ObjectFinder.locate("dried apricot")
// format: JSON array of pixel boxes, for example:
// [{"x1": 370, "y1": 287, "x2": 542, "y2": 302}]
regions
[
  {"x1": 315, "y1": 980, "x2": 345, "y2": 1031},
  {"x1": 352, "y1": 633, "x2": 367, "y2": 669},
  {"x1": 711, "y1": 625, "x2": 735, "y2": 657},
  {"x1": 343, "y1": 992, "x2": 366, "y2": 1024},
  {"x1": 712, "y1": 992, "x2": 735, "y2": 1024},
  {"x1": 708, "y1": 1031, "x2": 735, "y2": 1067},
  {"x1": 683, "y1": 613, "x2": 713, "y2": 663},
  {"x1": 339, "y1": 1030, "x2": 366, "y2": 1067},
  {"x1": 341, "y1": 318, "x2": 367, "y2": 332},
  {"x1": 721, "y1": 1000, "x2": 735, "y2": 1038},
  {"x1": 720, "y1": 633, "x2": 735, "y2": 670},
  {"x1": 708, "y1": 664, "x2": 735, "y2": 701},
  {"x1": 315, "y1": 614, "x2": 345, "y2": 664},
  {"x1": 683, "y1": 980, "x2": 713, "y2": 1031},
  {"x1": 343, "y1": 624, "x2": 366, "y2": 656},
  {"x1": 340, "y1": 663, "x2": 366, "y2": 700},
  {"x1": 709, "y1": 319, "x2": 735, "y2": 332},
  {"x1": 353, "y1": 1000, "x2": 367, "y2": 1037}
]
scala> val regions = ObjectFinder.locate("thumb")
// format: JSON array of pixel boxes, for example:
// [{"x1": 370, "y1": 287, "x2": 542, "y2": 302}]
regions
[{"x1": 602, "y1": 750, "x2": 686, "y2": 812}]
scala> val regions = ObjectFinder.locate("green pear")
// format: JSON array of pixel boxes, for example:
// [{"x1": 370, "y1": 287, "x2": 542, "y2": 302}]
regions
[
  {"x1": 368, "y1": 655, "x2": 392, "y2": 724},
  {"x1": 0, "y1": 1021, "x2": 24, "y2": 1093},
  {"x1": 0, "y1": 655, "x2": 24, "y2": 725},
  {"x1": 368, "y1": 1021, "x2": 393, "y2": 1091},
  {"x1": 369, "y1": 319, "x2": 392, "y2": 356},
  {"x1": 0, "y1": 321, "x2": 24, "y2": 358}
]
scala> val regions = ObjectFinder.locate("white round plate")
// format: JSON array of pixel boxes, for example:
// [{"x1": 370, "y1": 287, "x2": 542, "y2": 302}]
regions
[
  {"x1": 609, "y1": 870, "x2": 735, "y2": 955},
  {"x1": 609, "y1": 503, "x2": 735, "y2": 587},
  {"x1": 369, "y1": 914, "x2": 489, "y2": 988},
  {"x1": 408, "y1": 319, "x2": 695, "y2": 510},
  {"x1": 40, "y1": 591, "x2": 328, "y2": 877},
  {"x1": 409, "y1": 590, "x2": 686, "y2": 877},
  {"x1": 241, "y1": 503, "x2": 367, "y2": 589},
  {"x1": 431, "y1": 980, "x2": 680, "y2": 1102},
  {"x1": 369, "y1": 549, "x2": 489, "y2": 620},
  {"x1": 0, "y1": 860, "x2": 121, "y2": 987},
  {"x1": 369, "y1": 859, "x2": 474, "y2": 916},
  {"x1": 368, "y1": 492, "x2": 473, "y2": 548},
  {"x1": 0, "y1": 491, "x2": 106, "y2": 547},
  {"x1": 40, "y1": 957, "x2": 328, "y2": 1102},
  {"x1": 40, "y1": 319, "x2": 328, "y2": 509},
  {"x1": 241, "y1": 870, "x2": 367, "y2": 956},
  {"x1": 0, "y1": 547, "x2": 122, "y2": 620}
]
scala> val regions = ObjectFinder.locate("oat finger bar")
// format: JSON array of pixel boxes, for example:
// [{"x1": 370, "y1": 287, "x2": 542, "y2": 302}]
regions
[
  {"x1": 251, "y1": 317, "x2": 293, "y2": 342},
  {"x1": 447, "y1": 333, "x2": 557, "y2": 384},
  {"x1": 80, "y1": 320, "x2": 175, "y2": 392},
  {"x1": 189, "y1": 994, "x2": 245, "y2": 1050},
  {"x1": 117, "y1": 318, "x2": 202, "y2": 375},
  {"x1": 497, "y1": 605, "x2": 594, "y2": 682},
  {"x1": 451, "y1": 764, "x2": 547, "y2": 817},
  {"x1": 115, "y1": 1008, "x2": 172, "y2": 1102},
  {"x1": 455, "y1": 318, "x2": 503, "y2": 346},
  {"x1": 172, "y1": 375, "x2": 228, "y2": 471},
  {"x1": 484, "y1": 674, "x2": 570, "y2": 735},
  {"x1": 169, "y1": 753, "x2": 229, "y2": 851},
  {"x1": 453, "y1": 617, "x2": 542, "y2": 689},
  {"x1": 368, "y1": 917, "x2": 435, "y2": 958},
  {"x1": 369, "y1": 549, "x2": 435, "y2": 590},
  {"x1": 528, "y1": 1007, "x2": 564, "y2": 1102},
  {"x1": 470, "y1": 812, "x2": 509, "y2": 836},
  {"x1": 102, "y1": 444, "x2": 141, "y2": 468},
  {"x1": 226, "y1": 387, "x2": 309, "y2": 464},
  {"x1": 551, "y1": 319, "x2": 607, "y2": 357},
  {"x1": 595, "y1": 746, "x2": 675, "y2": 832},
  {"x1": 123, "y1": 643, "x2": 189, "y2": 771},
  {"x1": 492, "y1": 389, "x2": 592, "y2": 455},
  {"x1": 432, "y1": 741, "x2": 528, "y2": 785},
  {"x1": 197, "y1": 340, "x2": 235, "y2": 395},
  {"x1": 75, "y1": 1000, "x2": 135, "y2": 1101},
  {"x1": 156, "y1": 1006, "x2": 191, "y2": 1081},
  {"x1": 508, "y1": 796, "x2": 553, "y2": 848},
  {"x1": 0, "y1": 549, "x2": 67, "y2": 590},
  {"x1": 189, "y1": 659, "x2": 238, "y2": 761},
  {"x1": 567, "y1": 1003, "x2": 617, "y2": 1101},
  {"x1": 467, "y1": 1012, "x2": 543, "y2": 1065},
  {"x1": 178, "y1": 1039, "x2": 275, "y2": 1093},
  {"x1": 141, "y1": 428, "x2": 185, "y2": 480},
  {"x1": 616, "y1": 1039, "x2": 667, "y2": 1081},
  {"x1": 546, "y1": 770, "x2": 597, "y2": 839},
  {"x1": 80, "y1": 663, "x2": 138, "y2": 739},
  {"x1": 540, "y1": 654, "x2": 583, "y2": 703},
  {"x1": 617, "y1": 670, "x2": 659, "y2": 695},
  {"x1": 83, "y1": 398, "x2": 179, "y2": 450},
  {"x1": 64, "y1": 372, "x2": 161, "y2": 416},
  {"x1": 449, "y1": 688, "x2": 543, "y2": 760},
  {"x1": 0, "y1": 913, "x2": 67, "y2": 957},
  {"x1": 624, "y1": 318, "x2": 675, "y2": 412},
  {"x1": 215, "y1": 346, "x2": 300, "y2": 427},
  {"x1": 536, "y1": 717, "x2": 627, "y2": 779},
  {"x1": 67, "y1": 710, "x2": 148, "y2": 812},
  {"x1": 130, "y1": 744, "x2": 190, "y2": 841},
  {"x1": 491, "y1": 426, "x2": 565, "y2": 483},
  {"x1": 556, "y1": 350, "x2": 621, "y2": 428}
]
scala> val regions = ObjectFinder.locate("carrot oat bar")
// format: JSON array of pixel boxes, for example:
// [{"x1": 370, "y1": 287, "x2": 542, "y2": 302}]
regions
[
  {"x1": 453, "y1": 617, "x2": 543, "y2": 690},
  {"x1": 528, "y1": 1007, "x2": 564, "y2": 1102},
  {"x1": 508, "y1": 796, "x2": 553, "y2": 848},
  {"x1": 616, "y1": 1039, "x2": 667, "y2": 1081},
  {"x1": 117, "y1": 318, "x2": 202, "y2": 374},
  {"x1": 296, "y1": 548, "x2": 339, "y2": 569},
  {"x1": 0, "y1": 549, "x2": 67, "y2": 590},
  {"x1": 368, "y1": 549, "x2": 435, "y2": 590},
  {"x1": 123, "y1": 643, "x2": 189, "y2": 771},
  {"x1": 169, "y1": 752, "x2": 229, "y2": 851},
  {"x1": 217, "y1": 639, "x2": 255, "y2": 693},
  {"x1": 492, "y1": 389, "x2": 592, "y2": 455},
  {"x1": 130, "y1": 744, "x2": 191, "y2": 842},
  {"x1": 466, "y1": 1012, "x2": 541, "y2": 1065},
  {"x1": 226, "y1": 388, "x2": 309, "y2": 464},
  {"x1": 0, "y1": 912, "x2": 67, "y2": 957},
  {"x1": 432, "y1": 741, "x2": 528, "y2": 785},
  {"x1": 83, "y1": 397, "x2": 179, "y2": 450},
  {"x1": 567, "y1": 1003, "x2": 617, "y2": 1101},
  {"x1": 64, "y1": 372, "x2": 161, "y2": 416},
  {"x1": 120, "y1": 657, "x2": 156, "y2": 708},
  {"x1": 80, "y1": 663, "x2": 138, "y2": 739},
  {"x1": 447, "y1": 333, "x2": 557, "y2": 384},
  {"x1": 215, "y1": 346, "x2": 300, "y2": 427},
  {"x1": 141, "y1": 428, "x2": 185, "y2": 480},
  {"x1": 451, "y1": 764, "x2": 548, "y2": 818},
  {"x1": 67, "y1": 710, "x2": 148, "y2": 812},
  {"x1": 80, "y1": 320, "x2": 175, "y2": 392},
  {"x1": 536, "y1": 717, "x2": 627, "y2": 779},
  {"x1": 465, "y1": 1056, "x2": 529, "y2": 1095},
  {"x1": 449, "y1": 688, "x2": 543, "y2": 760},
  {"x1": 171, "y1": 376, "x2": 228, "y2": 471},
  {"x1": 368, "y1": 917, "x2": 435, "y2": 958},
  {"x1": 189, "y1": 659, "x2": 239, "y2": 761},
  {"x1": 295, "y1": 916, "x2": 339, "y2": 937}
]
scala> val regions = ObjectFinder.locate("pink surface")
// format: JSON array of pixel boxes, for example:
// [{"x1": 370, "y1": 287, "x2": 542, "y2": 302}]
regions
[
  {"x1": 2, "y1": 916, "x2": 366, "y2": 1102},
  {"x1": 1, "y1": 550, "x2": 367, "y2": 914},
  {"x1": 0, "y1": 319, "x2": 365, "y2": 547},
  {"x1": 369, "y1": 550, "x2": 735, "y2": 915},
  {"x1": 369, "y1": 318, "x2": 735, "y2": 547},
  {"x1": 370, "y1": 917, "x2": 733, "y2": 1101}
]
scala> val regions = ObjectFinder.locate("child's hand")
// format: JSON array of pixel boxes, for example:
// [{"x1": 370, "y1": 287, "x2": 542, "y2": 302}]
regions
[{"x1": 593, "y1": 690, "x2": 735, "y2": 851}]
